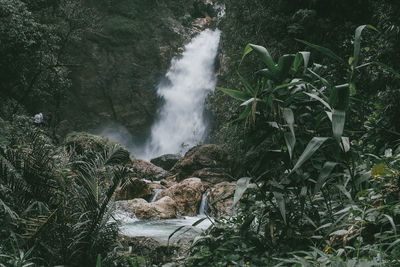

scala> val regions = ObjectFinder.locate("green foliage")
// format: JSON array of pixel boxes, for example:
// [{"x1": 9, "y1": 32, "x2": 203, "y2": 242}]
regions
[
  {"x1": 187, "y1": 25, "x2": 400, "y2": 266},
  {"x1": 0, "y1": 118, "x2": 131, "y2": 266}
]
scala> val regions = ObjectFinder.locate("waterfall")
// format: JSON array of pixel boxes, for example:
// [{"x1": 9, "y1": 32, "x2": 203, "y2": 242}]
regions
[
  {"x1": 198, "y1": 190, "x2": 208, "y2": 216},
  {"x1": 138, "y1": 29, "x2": 221, "y2": 160},
  {"x1": 150, "y1": 189, "x2": 163, "y2": 202}
]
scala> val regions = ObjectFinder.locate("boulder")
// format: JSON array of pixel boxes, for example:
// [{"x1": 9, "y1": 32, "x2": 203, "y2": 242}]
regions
[
  {"x1": 157, "y1": 178, "x2": 204, "y2": 216},
  {"x1": 115, "y1": 178, "x2": 153, "y2": 201},
  {"x1": 64, "y1": 132, "x2": 130, "y2": 164},
  {"x1": 168, "y1": 144, "x2": 232, "y2": 185},
  {"x1": 206, "y1": 182, "x2": 235, "y2": 217},
  {"x1": 160, "y1": 179, "x2": 177, "y2": 188},
  {"x1": 117, "y1": 196, "x2": 177, "y2": 220},
  {"x1": 148, "y1": 182, "x2": 165, "y2": 191},
  {"x1": 150, "y1": 154, "x2": 182, "y2": 171},
  {"x1": 132, "y1": 159, "x2": 168, "y2": 180}
]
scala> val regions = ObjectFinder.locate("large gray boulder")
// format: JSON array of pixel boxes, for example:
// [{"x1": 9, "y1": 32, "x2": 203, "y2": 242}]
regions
[
  {"x1": 117, "y1": 196, "x2": 177, "y2": 220},
  {"x1": 168, "y1": 144, "x2": 232, "y2": 186},
  {"x1": 157, "y1": 178, "x2": 204, "y2": 216},
  {"x1": 150, "y1": 154, "x2": 182, "y2": 171},
  {"x1": 115, "y1": 178, "x2": 153, "y2": 201},
  {"x1": 132, "y1": 159, "x2": 168, "y2": 180},
  {"x1": 206, "y1": 182, "x2": 235, "y2": 217}
]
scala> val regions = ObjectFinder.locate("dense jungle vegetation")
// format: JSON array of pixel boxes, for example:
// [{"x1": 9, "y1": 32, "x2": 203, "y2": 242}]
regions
[{"x1": 1, "y1": 0, "x2": 400, "y2": 266}]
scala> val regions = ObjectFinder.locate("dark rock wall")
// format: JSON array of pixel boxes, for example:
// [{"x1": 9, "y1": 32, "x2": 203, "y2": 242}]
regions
[{"x1": 59, "y1": 0, "x2": 214, "y2": 138}]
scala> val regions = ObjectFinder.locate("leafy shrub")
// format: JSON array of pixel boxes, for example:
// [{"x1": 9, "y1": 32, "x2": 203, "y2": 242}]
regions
[{"x1": 185, "y1": 25, "x2": 400, "y2": 266}]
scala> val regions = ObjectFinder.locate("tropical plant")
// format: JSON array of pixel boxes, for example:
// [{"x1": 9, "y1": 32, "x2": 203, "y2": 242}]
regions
[
  {"x1": 186, "y1": 25, "x2": 400, "y2": 266},
  {"x1": 0, "y1": 117, "x2": 131, "y2": 266}
]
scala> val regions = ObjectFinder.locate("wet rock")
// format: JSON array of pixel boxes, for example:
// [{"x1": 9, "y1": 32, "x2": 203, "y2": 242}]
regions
[
  {"x1": 117, "y1": 196, "x2": 177, "y2": 220},
  {"x1": 160, "y1": 179, "x2": 177, "y2": 188},
  {"x1": 168, "y1": 144, "x2": 232, "y2": 185},
  {"x1": 150, "y1": 154, "x2": 182, "y2": 171},
  {"x1": 132, "y1": 159, "x2": 168, "y2": 180},
  {"x1": 157, "y1": 178, "x2": 204, "y2": 216},
  {"x1": 148, "y1": 182, "x2": 165, "y2": 191},
  {"x1": 207, "y1": 182, "x2": 235, "y2": 217},
  {"x1": 115, "y1": 178, "x2": 153, "y2": 201}
]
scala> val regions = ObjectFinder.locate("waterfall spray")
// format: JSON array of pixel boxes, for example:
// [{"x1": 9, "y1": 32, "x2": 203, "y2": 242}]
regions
[{"x1": 137, "y1": 29, "x2": 221, "y2": 160}]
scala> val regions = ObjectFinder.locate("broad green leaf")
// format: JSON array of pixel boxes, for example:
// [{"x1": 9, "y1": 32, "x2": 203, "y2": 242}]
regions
[
  {"x1": 293, "y1": 51, "x2": 310, "y2": 73},
  {"x1": 249, "y1": 44, "x2": 276, "y2": 72},
  {"x1": 273, "y1": 192, "x2": 286, "y2": 224},
  {"x1": 233, "y1": 177, "x2": 252, "y2": 207},
  {"x1": 241, "y1": 43, "x2": 253, "y2": 64},
  {"x1": 314, "y1": 162, "x2": 337, "y2": 194},
  {"x1": 282, "y1": 108, "x2": 295, "y2": 136},
  {"x1": 304, "y1": 92, "x2": 332, "y2": 111},
  {"x1": 296, "y1": 39, "x2": 344, "y2": 63},
  {"x1": 284, "y1": 132, "x2": 296, "y2": 159},
  {"x1": 383, "y1": 214, "x2": 397, "y2": 235},
  {"x1": 308, "y1": 69, "x2": 331, "y2": 87},
  {"x1": 329, "y1": 85, "x2": 350, "y2": 110},
  {"x1": 300, "y1": 51, "x2": 311, "y2": 73},
  {"x1": 217, "y1": 87, "x2": 248, "y2": 101},
  {"x1": 353, "y1": 25, "x2": 378, "y2": 67},
  {"x1": 293, "y1": 53, "x2": 303, "y2": 72},
  {"x1": 276, "y1": 54, "x2": 295, "y2": 80},
  {"x1": 332, "y1": 109, "x2": 345, "y2": 142},
  {"x1": 325, "y1": 111, "x2": 332, "y2": 121},
  {"x1": 292, "y1": 137, "x2": 328, "y2": 173},
  {"x1": 341, "y1": 137, "x2": 350, "y2": 152}
]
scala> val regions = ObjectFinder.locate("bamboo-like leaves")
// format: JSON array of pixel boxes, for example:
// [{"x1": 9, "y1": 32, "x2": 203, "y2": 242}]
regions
[
  {"x1": 217, "y1": 87, "x2": 248, "y2": 101},
  {"x1": 273, "y1": 192, "x2": 286, "y2": 224},
  {"x1": 314, "y1": 162, "x2": 337, "y2": 194},
  {"x1": 296, "y1": 39, "x2": 344, "y2": 63},
  {"x1": 353, "y1": 25, "x2": 378, "y2": 67},
  {"x1": 233, "y1": 177, "x2": 252, "y2": 207},
  {"x1": 291, "y1": 137, "x2": 328, "y2": 173},
  {"x1": 283, "y1": 108, "x2": 296, "y2": 159},
  {"x1": 304, "y1": 92, "x2": 332, "y2": 111},
  {"x1": 248, "y1": 44, "x2": 276, "y2": 71},
  {"x1": 332, "y1": 109, "x2": 345, "y2": 142},
  {"x1": 293, "y1": 52, "x2": 310, "y2": 73}
]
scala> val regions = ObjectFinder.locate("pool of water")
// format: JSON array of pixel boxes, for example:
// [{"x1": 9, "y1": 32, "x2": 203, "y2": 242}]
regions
[{"x1": 114, "y1": 210, "x2": 212, "y2": 244}]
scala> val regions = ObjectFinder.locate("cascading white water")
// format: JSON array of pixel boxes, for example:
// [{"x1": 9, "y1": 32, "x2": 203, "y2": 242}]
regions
[
  {"x1": 198, "y1": 191, "x2": 208, "y2": 215},
  {"x1": 150, "y1": 189, "x2": 163, "y2": 202},
  {"x1": 138, "y1": 29, "x2": 221, "y2": 160}
]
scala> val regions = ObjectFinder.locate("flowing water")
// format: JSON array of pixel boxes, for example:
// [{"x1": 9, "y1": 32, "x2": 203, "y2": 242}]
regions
[
  {"x1": 117, "y1": 190, "x2": 211, "y2": 243},
  {"x1": 115, "y1": 29, "x2": 220, "y2": 243},
  {"x1": 137, "y1": 29, "x2": 221, "y2": 160},
  {"x1": 150, "y1": 189, "x2": 163, "y2": 202},
  {"x1": 199, "y1": 190, "x2": 208, "y2": 215},
  {"x1": 119, "y1": 216, "x2": 212, "y2": 244}
]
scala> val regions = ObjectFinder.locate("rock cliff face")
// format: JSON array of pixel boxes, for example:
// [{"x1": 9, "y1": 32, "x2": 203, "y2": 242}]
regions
[{"x1": 58, "y1": 0, "x2": 220, "y2": 138}]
